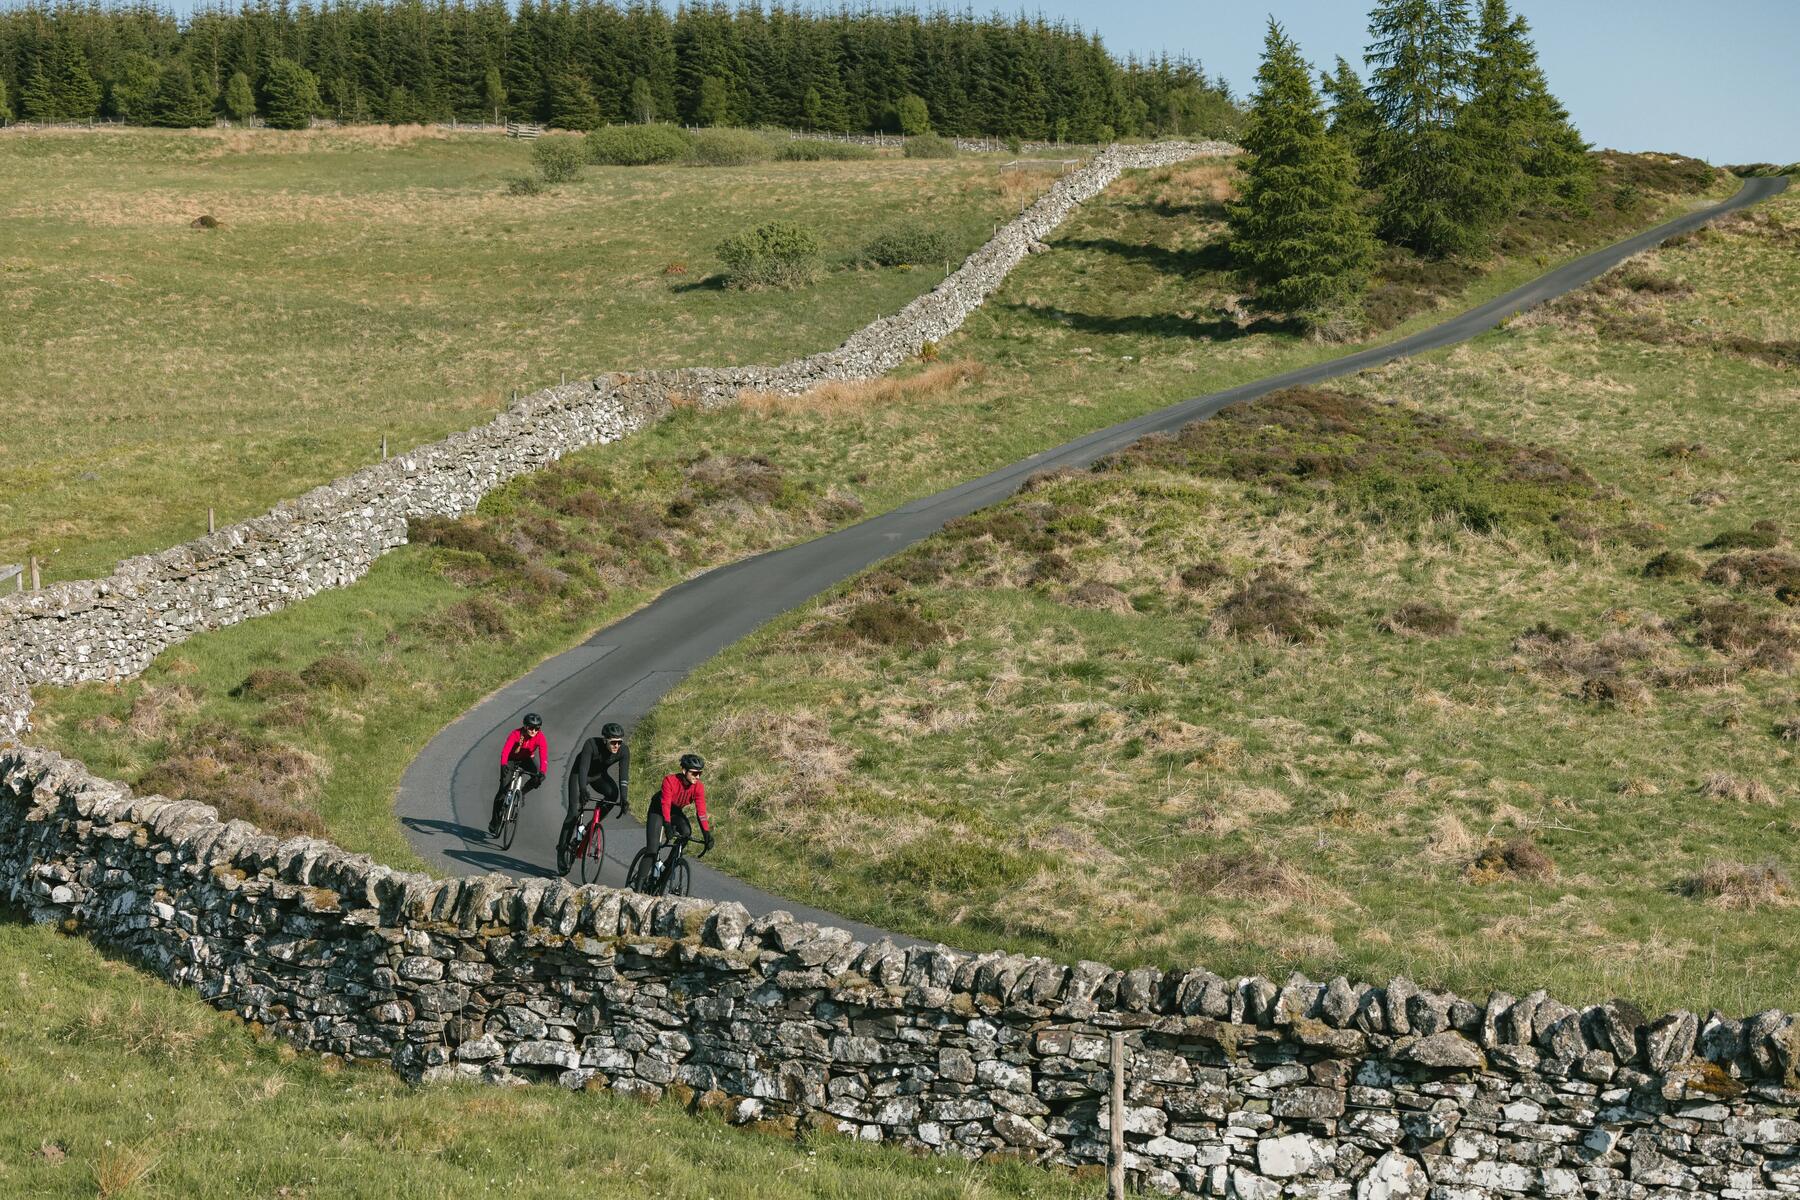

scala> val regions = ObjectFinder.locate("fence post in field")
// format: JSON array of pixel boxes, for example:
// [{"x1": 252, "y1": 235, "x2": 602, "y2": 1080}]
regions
[
  {"x1": 382, "y1": 434, "x2": 389, "y2": 461},
  {"x1": 30, "y1": 556, "x2": 41, "y2": 591},
  {"x1": 1109, "y1": 1031, "x2": 1127, "y2": 1199},
  {"x1": 208, "y1": 507, "x2": 216, "y2": 535}
]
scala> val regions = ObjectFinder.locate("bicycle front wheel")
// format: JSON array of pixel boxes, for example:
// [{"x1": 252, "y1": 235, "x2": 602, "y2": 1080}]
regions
[
  {"x1": 500, "y1": 793, "x2": 520, "y2": 852},
  {"x1": 626, "y1": 849, "x2": 651, "y2": 893},
  {"x1": 667, "y1": 859, "x2": 691, "y2": 897},
  {"x1": 577, "y1": 821, "x2": 607, "y2": 886}
]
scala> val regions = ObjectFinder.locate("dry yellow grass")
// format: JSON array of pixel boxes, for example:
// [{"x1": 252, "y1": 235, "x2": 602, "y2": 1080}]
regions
[{"x1": 736, "y1": 359, "x2": 986, "y2": 416}]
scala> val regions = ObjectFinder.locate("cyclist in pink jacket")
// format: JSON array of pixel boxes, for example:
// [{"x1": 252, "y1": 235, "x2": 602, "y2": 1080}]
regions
[{"x1": 488, "y1": 712, "x2": 547, "y2": 836}]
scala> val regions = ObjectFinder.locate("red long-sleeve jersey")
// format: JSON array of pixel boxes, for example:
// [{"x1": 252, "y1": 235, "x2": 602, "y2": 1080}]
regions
[
  {"x1": 500, "y1": 728, "x2": 547, "y2": 773},
  {"x1": 658, "y1": 773, "x2": 709, "y2": 831}
]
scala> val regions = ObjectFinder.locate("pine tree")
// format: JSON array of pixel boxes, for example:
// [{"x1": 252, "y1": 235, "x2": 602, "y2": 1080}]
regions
[
  {"x1": 0, "y1": 76, "x2": 11, "y2": 124},
  {"x1": 1319, "y1": 57, "x2": 1379, "y2": 179},
  {"x1": 1228, "y1": 20, "x2": 1376, "y2": 323},
  {"x1": 263, "y1": 56, "x2": 318, "y2": 129},
  {"x1": 109, "y1": 52, "x2": 164, "y2": 124},
  {"x1": 1462, "y1": 0, "x2": 1593, "y2": 216},
  {"x1": 21, "y1": 64, "x2": 59, "y2": 122},
  {"x1": 550, "y1": 71, "x2": 601, "y2": 129},
  {"x1": 150, "y1": 60, "x2": 213, "y2": 128},
  {"x1": 224, "y1": 70, "x2": 257, "y2": 122},
  {"x1": 1364, "y1": 0, "x2": 1487, "y2": 258}
]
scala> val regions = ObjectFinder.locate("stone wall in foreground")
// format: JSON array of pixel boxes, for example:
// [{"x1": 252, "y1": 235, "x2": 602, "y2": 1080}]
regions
[
  {"x1": 8, "y1": 745, "x2": 1799, "y2": 1198},
  {"x1": 0, "y1": 140, "x2": 1233, "y2": 737}
]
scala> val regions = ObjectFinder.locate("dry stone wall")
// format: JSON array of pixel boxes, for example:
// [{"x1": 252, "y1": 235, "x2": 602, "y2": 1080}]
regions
[
  {"x1": 0, "y1": 140, "x2": 1230, "y2": 738},
  {"x1": 7, "y1": 744, "x2": 1800, "y2": 1198}
]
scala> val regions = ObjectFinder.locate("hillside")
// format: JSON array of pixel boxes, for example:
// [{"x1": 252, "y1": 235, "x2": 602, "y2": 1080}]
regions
[
  {"x1": 646, "y1": 184, "x2": 1800, "y2": 1013},
  {"x1": 0, "y1": 126, "x2": 1042, "y2": 579}
]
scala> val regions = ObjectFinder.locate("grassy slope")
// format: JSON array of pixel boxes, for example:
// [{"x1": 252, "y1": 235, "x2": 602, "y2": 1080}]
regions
[
  {"x1": 0, "y1": 126, "x2": 1041, "y2": 580},
  {"x1": 653, "y1": 189, "x2": 1800, "y2": 1015},
  {"x1": 0, "y1": 913, "x2": 1089, "y2": 1200},
  {"x1": 27, "y1": 154, "x2": 1729, "y2": 875}
]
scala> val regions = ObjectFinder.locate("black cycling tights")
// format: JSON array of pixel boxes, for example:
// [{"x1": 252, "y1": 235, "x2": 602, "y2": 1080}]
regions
[{"x1": 645, "y1": 807, "x2": 692, "y2": 858}]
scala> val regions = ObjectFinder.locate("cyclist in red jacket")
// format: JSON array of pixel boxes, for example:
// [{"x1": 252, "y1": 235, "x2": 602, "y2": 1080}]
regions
[
  {"x1": 488, "y1": 712, "x2": 547, "y2": 836},
  {"x1": 636, "y1": 752, "x2": 713, "y2": 885}
]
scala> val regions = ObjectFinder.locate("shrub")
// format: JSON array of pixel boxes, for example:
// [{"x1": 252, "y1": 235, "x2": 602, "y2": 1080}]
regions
[
  {"x1": 263, "y1": 57, "x2": 318, "y2": 130},
  {"x1": 843, "y1": 598, "x2": 943, "y2": 649},
  {"x1": 860, "y1": 220, "x2": 953, "y2": 267},
  {"x1": 1679, "y1": 861, "x2": 1793, "y2": 910},
  {"x1": 1704, "y1": 524, "x2": 1782, "y2": 551},
  {"x1": 716, "y1": 221, "x2": 822, "y2": 289},
  {"x1": 777, "y1": 138, "x2": 876, "y2": 161},
  {"x1": 1703, "y1": 552, "x2": 1800, "y2": 598},
  {"x1": 231, "y1": 668, "x2": 306, "y2": 700},
  {"x1": 418, "y1": 596, "x2": 514, "y2": 643},
  {"x1": 190, "y1": 214, "x2": 221, "y2": 230},
  {"x1": 902, "y1": 133, "x2": 957, "y2": 159},
  {"x1": 1643, "y1": 550, "x2": 1701, "y2": 579},
  {"x1": 408, "y1": 516, "x2": 525, "y2": 568},
  {"x1": 136, "y1": 722, "x2": 324, "y2": 837},
  {"x1": 686, "y1": 127, "x2": 776, "y2": 166},
  {"x1": 1467, "y1": 835, "x2": 1556, "y2": 883},
  {"x1": 1383, "y1": 601, "x2": 1460, "y2": 636},
  {"x1": 300, "y1": 654, "x2": 372, "y2": 692},
  {"x1": 505, "y1": 175, "x2": 543, "y2": 196},
  {"x1": 532, "y1": 138, "x2": 585, "y2": 184},
  {"x1": 1215, "y1": 572, "x2": 1334, "y2": 644},
  {"x1": 586, "y1": 123, "x2": 691, "y2": 165}
]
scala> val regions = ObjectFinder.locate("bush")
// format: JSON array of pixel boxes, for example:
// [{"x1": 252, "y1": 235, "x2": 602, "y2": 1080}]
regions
[
  {"x1": 505, "y1": 175, "x2": 544, "y2": 196},
  {"x1": 533, "y1": 138, "x2": 585, "y2": 184},
  {"x1": 777, "y1": 138, "x2": 878, "y2": 161},
  {"x1": 1468, "y1": 835, "x2": 1556, "y2": 883},
  {"x1": 1644, "y1": 550, "x2": 1701, "y2": 579},
  {"x1": 1215, "y1": 572, "x2": 1334, "y2": 644},
  {"x1": 902, "y1": 133, "x2": 957, "y2": 159},
  {"x1": 686, "y1": 127, "x2": 777, "y2": 166},
  {"x1": 586, "y1": 123, "x2": 691, "y2": 165},
  {"x1": 300, "y1": 654, "x2": 371, "y2": 692},
  {"x1": 716, "y1": 221, "x2": 822, "y2": 289},
  {"x1": 859, "y1": 220, "x2": 953, "y2": 267}
]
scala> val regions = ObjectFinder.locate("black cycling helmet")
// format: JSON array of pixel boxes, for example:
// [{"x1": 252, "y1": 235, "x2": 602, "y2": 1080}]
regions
[
  {"x1": 600, "y1": 721, "x2": 625, "y2": 740},
  {"x1": 679, "y1": 752, "x2": 705, "y2": 773},
  {"x1": 522, "y1": 712, "x2": 543, "y2": 731}
]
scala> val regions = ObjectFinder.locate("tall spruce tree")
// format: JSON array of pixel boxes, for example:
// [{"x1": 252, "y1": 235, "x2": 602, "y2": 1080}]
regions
[
  {"x1": 1364, "y1": 0, "x2": 1487, "y2": 257},
  {"x1": 550, "y1": 71, "x2": 602, "y2": 128},
  {"x1": 0, "y1": 76, "x2": 11, "y2": 123},
  {"x1": 1319, "y1": 56, "x2": 1379, "y2": 179},
  {"x1": 1228, "y1": 20, "x2": 1376, "y2": 323},
  {"x1": 263, "y1": 56, "x2": 318, "y2": 129},
  {"x1": 149, "y1": 60, "x2": 212, "y2": 127},
  {"x1": 1462, "y1": 0, "x2": 1593, "y2": 215}
]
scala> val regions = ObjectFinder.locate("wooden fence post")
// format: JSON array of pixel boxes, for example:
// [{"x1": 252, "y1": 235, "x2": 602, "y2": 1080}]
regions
[
  {"x1": 1109, "y1": 1031, "x2": 1127, "y2": 1199},
  {"x1": 381, "y1": 435, "x2": 389, "y2": 461},
  {"x1": 30, "y1": 556, "x2": 41, "y2": 591},
  {"x1": 208, "y1": 507, "x2": 216, "y2": 534}
]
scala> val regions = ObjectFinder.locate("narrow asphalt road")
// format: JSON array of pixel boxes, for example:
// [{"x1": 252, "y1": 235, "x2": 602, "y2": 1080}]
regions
[{"x1": 397, "y1": 174, "x2": 1787, "y2": 945}]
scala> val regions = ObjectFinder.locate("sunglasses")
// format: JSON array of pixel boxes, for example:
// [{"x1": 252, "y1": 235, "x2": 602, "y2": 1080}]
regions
[
  {"x1": 685, "y1": 768, "x2": 703, "y2": 777},
  {"x1": 605, "y1": 738, "x2": 622, "y2": 746}
]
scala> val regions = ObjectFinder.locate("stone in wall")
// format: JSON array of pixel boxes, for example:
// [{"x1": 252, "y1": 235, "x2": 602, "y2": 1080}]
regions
[{"x1": 6, "y1": 743, "x2": 1799, "y2": 1198}]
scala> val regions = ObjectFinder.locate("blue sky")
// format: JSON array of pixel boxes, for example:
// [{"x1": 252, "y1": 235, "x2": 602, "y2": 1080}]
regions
[{"x1": 1063, "y1": 0, "x2": 1799, "y2": 165}]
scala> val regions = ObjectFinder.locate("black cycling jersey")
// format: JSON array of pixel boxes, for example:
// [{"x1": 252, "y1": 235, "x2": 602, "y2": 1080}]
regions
[{"x1": 566, "y1": 736, "x2": 630, "y2": 816}]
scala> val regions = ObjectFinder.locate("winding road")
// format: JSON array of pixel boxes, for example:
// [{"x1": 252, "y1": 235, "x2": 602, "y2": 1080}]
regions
[{"x1": 397, "y1": 174, "x2": 1788, "y2": 946}]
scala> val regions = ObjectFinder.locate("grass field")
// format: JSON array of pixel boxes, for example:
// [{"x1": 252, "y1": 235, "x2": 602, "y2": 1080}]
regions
[
  {"x1": 647, "y1": 188, "x2": 1800, "y2": 1015},
  {"x1": 20, "y1": 149, "x2": 1749, "y2": 1005},
  {"x1": 0, "y1": 125, "x2": 1045, "y2": 580},
  {"x1": 0, "y1": 911, "x2": 1092, "y2": 1200}
]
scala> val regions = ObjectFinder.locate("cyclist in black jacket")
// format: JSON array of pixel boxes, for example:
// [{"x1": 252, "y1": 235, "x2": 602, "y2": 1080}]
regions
[{"x1": 561, "y1": 721, "x2": 630, "y2": 854}]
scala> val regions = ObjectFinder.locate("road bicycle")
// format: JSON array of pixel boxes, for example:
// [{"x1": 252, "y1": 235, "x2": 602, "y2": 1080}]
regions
[
  {"x1": 557, "y1": 793, "x2": 623, "y2": 884},
  {"x1": 493, "y1": 764, "x2": 530, "y2": 851},
  {"x1": 626, "y1": 826, "x2": 707, "y2": 897}
]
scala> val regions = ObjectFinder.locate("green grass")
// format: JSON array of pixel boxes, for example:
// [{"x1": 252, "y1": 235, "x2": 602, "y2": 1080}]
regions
[
  {"x1": 0, "y1": 125, "x2": 1039, "y2": 581},
  {"x1": 23, "y1": 149, "x2": 1745, "y2": 994},
  {"x1": 648, "y1": 190, "x2": 1800, "y2": 1015},
  {"x1": 0, "y1": 911, "x2": 1094, "y2": 1200}
]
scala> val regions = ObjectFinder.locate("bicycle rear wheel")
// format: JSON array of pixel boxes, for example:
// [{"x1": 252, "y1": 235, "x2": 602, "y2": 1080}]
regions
[
  {"x1": 577, "y1": 820, "x2": 606, "y2": 886},
  {"x1": 667, "y1": 859, "x2": 691, "y2": 897}
]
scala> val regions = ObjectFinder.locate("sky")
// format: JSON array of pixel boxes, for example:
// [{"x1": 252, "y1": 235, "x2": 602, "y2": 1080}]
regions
[{"x1": 1065, "y1": 0, "x2": 1800, "y2": 166}]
